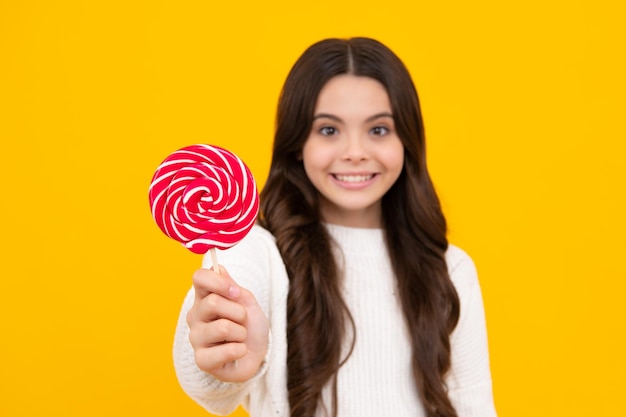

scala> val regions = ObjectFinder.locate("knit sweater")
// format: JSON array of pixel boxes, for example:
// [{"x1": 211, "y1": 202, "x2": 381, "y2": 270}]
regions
[{"x1": 173, "y1": 224, "x2": 497, "y2": 417}]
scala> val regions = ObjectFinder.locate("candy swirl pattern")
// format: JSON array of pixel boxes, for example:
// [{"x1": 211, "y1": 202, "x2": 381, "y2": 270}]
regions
[{"x1": 148, "y1": 144, "x2": 259, "y2": 254}]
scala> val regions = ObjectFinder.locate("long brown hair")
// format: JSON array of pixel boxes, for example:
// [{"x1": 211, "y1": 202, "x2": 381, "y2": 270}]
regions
[{"x1": 259, "y1": 37, "x2": 460, "y2": 417}]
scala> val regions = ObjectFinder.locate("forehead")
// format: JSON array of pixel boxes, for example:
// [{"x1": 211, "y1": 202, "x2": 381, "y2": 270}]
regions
[{"x1": 314, "y1": 75, "x2": 392, "y2": 115}]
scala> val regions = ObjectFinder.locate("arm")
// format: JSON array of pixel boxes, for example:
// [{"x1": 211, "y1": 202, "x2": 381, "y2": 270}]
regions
[
  {"x1": 173, "y1": 268, "x2": 270, "y2": 415},
  {"x1": 173, "y1": 229, "x2": 273, "y2": 415},
  {"x1": 446, "y1": 247, "x2": 498, "y2": 417}
]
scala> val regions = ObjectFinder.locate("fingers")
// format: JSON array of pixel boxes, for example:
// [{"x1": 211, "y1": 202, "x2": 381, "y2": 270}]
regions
[
  {"x1": 188, "y1": 318, "x2": 247, "y2": 348},
  {"x1": 189, "y1": 291, "x2": 247, "y2": 323},
  {"x1": 186, "y1": 266, "x2": 269, "y2": 381},
  {"x1": 188, "y1": 267, "x2": 248, "y2": 327},
  {"x1": 194, "y1": 343, "x2": 247, "y2": 374},
  {"x1": 187, "y1": 266, "x2": 249, "y2": 353},
  {"x1": 192, "y1": 266, "x2": 241, "y2": 302}
]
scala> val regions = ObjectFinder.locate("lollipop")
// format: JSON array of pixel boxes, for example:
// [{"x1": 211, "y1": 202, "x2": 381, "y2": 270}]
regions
[{"x1": 148, "y1": 144, "x2": 259, "y2": 270}]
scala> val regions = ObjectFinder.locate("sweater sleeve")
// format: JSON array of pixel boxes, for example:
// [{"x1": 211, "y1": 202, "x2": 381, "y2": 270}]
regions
[
  {"x1": 445, "y1": 246, "x2": 498, "y2": 417},
  {"x1": 172, "y1": 226, "x2": 274, "y2": 415}
]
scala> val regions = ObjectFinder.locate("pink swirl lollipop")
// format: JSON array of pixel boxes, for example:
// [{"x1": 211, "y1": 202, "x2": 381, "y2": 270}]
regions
[{"x1": 148, "y1": 144, "x2": 259, "y2": 264}]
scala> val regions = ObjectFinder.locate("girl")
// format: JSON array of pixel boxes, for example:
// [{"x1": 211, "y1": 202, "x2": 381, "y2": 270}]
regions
[{"x1": 173, "y1": 37, "x2": 497, "y2": 417}]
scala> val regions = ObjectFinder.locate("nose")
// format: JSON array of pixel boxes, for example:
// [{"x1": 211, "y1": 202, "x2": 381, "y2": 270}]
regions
[{"x1": 341, "y1": 134, "x2": 369, "y2": 162}]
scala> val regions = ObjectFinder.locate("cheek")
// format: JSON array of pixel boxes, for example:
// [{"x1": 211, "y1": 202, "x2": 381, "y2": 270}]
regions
[
  {"x1": 382, "y1": 143, "x2": 405, "y2": 175},
  {"x1": 302, "y1": 143, "x2": 323, "y2": 183},
  {"x1": 302, "y1": 140, "x2": 333, "y2": 171}
]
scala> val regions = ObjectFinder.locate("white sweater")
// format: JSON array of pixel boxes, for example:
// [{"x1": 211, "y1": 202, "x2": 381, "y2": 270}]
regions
[{"x1": 173, "y1": 224, "x2": 497, "y2": 417}]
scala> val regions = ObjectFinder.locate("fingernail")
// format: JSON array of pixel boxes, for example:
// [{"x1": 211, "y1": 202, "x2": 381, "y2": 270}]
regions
[{"x1": 228, "y1": 285, "x2": 240, "y2": 299}]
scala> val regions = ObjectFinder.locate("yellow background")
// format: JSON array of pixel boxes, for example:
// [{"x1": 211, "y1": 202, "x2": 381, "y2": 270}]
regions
[{"x1": 1, "y1": 1, "x2": 624, "y2": 416}]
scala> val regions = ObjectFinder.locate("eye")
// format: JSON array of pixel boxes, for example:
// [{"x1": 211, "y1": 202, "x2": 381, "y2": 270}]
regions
[
  {"x1": 319, "y1": 126, "x2": 339, "y2": 136},
  {"x1": 370, "y1": 126, "x2": 389, "y2": 136}
]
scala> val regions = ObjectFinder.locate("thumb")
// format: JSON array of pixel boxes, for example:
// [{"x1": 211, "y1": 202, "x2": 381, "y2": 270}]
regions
[
  {"x1": 192, "y1": 265, "x2": 241, "y2": 302},
  {"x1": 214, "y1": 265, "x2": 242, "y2": 299},
  {"x1": 216, "y1": 266, "x2": 259, "y2": 309}
]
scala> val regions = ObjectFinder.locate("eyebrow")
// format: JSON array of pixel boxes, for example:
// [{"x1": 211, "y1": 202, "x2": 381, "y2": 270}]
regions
[{"x1": 312, "y1": 112, "x2": 394, "y2": 123}]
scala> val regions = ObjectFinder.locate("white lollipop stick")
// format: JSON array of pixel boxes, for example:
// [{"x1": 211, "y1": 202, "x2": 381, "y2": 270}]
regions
[{"x1": 210, "y1": 247, "x2": 220, "y2": 274}]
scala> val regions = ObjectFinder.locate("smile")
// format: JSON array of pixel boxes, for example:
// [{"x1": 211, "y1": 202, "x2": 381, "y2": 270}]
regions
[{"x1": 333, "y1": 174, "x2": 376, "y2": 183}]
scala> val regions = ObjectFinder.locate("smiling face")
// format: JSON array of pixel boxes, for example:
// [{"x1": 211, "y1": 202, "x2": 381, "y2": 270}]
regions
[{"x1": 302, "y1": 75, "x2": 404, "y2": 228}]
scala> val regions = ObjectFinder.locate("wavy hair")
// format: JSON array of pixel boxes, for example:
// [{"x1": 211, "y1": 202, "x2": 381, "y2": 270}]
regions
[{"x1": 259, "y1": 37, "x2": 460, "y2": 417}]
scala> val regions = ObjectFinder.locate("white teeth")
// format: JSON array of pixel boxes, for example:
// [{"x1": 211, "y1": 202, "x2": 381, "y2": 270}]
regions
[{"x1": 334, "y1": 174, "x2": 374, "y2": 183}]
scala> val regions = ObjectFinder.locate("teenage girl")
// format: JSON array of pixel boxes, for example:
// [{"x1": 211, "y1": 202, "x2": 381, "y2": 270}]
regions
[{"x1": 173, "y1": 37, "x2": 497, "y2": 417}]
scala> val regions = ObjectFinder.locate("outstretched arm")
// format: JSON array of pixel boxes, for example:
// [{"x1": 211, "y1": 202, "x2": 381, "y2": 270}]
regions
[
  {"x1": 173, "y1": 266, "x2": 269, "y2": 415},
  {"x1": 446, "y1": 247, "x2": 498, "y2": 417}
]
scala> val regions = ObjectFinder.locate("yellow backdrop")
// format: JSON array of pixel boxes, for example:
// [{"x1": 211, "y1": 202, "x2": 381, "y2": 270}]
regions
[{"x1": 1, "y1": 1, "x2": 624, "y2": 416}]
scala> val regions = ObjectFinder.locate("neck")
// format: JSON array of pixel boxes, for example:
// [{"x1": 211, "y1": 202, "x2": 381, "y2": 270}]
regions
[{"x1": 319, "y1": 203, "x2": 382, "y2": 228}]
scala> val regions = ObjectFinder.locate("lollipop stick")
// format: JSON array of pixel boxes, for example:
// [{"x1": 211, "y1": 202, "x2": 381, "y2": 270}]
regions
[
  {"x1": 209, "y1": 246, "x2": 237, "y2": 368},
  {"x1": 210, "y1": 248, "x2": 220, "y2": 274}
]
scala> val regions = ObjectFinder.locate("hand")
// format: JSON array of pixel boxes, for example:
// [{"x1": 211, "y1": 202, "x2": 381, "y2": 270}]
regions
[{"x1": 186, "y1": 266, "x2": 269, "y2": 383}]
